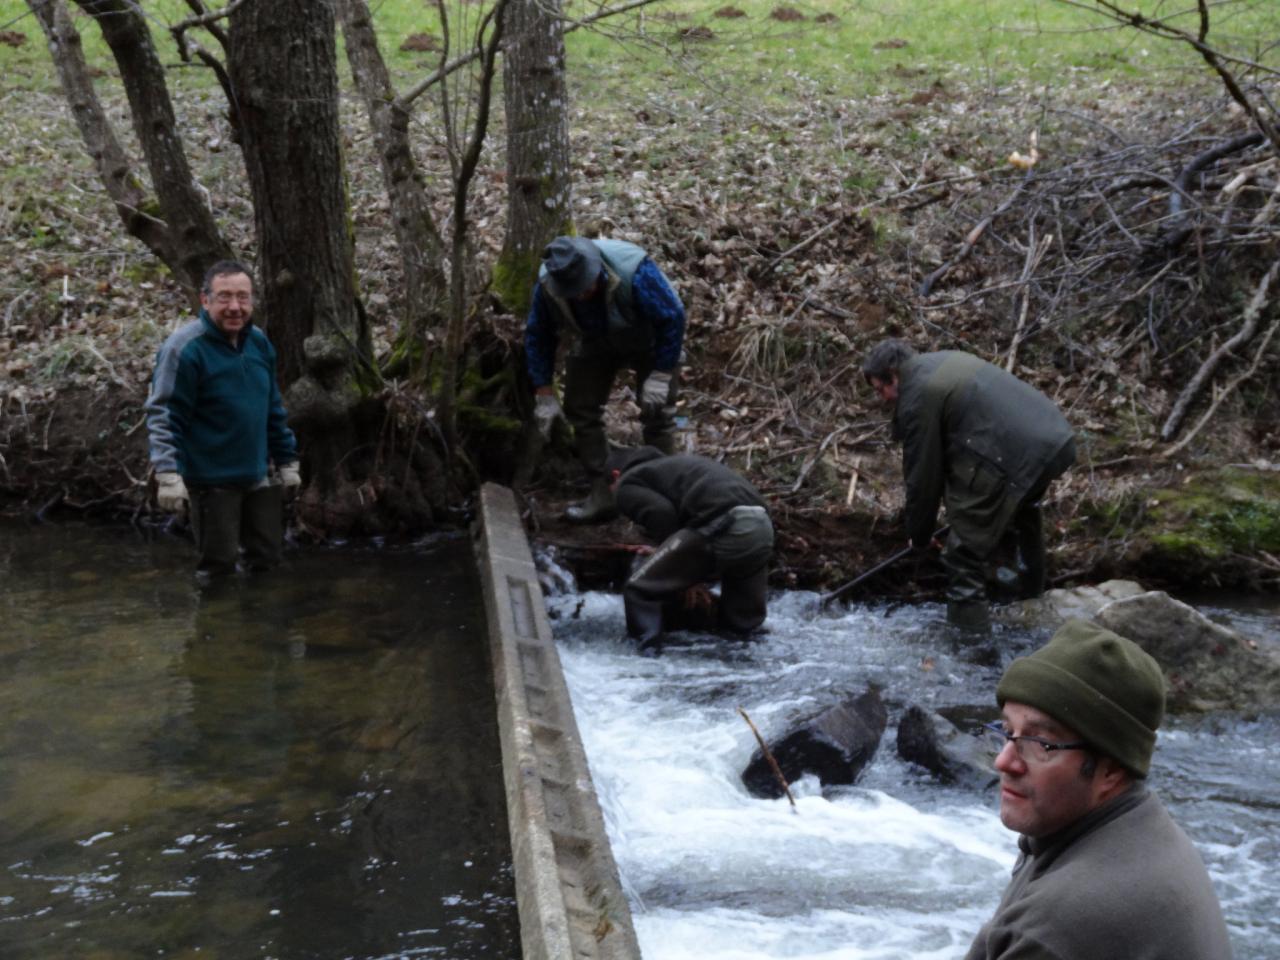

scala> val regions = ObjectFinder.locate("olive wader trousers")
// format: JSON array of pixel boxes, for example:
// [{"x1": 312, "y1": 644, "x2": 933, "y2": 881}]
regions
[
  {"x1": 624, "y1": 505, "x2": 773, "y2": 650},
  {"x1": 189, "y1": 481, "x2": 284, "y2": 576},
  {"x1": 563, "y1": 349, "x2": 680, "y2": 476},
  {"x1": 942, "y1": 438, "x2": 1076, "y2": 628}
]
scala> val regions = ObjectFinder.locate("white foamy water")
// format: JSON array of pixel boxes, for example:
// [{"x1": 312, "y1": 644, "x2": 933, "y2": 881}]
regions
[{"x1": 548, "y1": 588, "x2": 1278, "y2": 960}]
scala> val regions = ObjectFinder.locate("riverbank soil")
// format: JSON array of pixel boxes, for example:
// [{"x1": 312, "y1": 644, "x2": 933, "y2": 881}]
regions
[{"x1": 2, "y1": 39, "x2": 1279, "y2": 598}]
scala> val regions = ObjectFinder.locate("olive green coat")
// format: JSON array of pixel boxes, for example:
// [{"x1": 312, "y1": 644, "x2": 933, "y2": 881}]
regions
[{"x1": 893, "y1": 351, "x2": 1074, "y2": 554}]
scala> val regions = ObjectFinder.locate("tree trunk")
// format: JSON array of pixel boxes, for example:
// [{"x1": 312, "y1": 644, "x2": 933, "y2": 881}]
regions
[
  {"x1": 228, "y1": 0, "x2": 380, "y2": 528},
  {"x1": 72, "y1": 0, "x2": 230, "y2": 296},
  {"x1": 337, "y1": 0, "x2": 449, "y2": 372},
  {"x1": 493, "y1": 0, "x2": 573, "y2": 316},
  {"x1": 29, "y1": 0, "x2": 180, "y2": 277},
  {"x1": 227, "y1": 0, "x2": 368, "y2": 387}
]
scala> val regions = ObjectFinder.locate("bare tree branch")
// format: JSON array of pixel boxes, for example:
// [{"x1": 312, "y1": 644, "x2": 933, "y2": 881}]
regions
[
  {"x1": 395, "y1": 0, "x2": 663, "y2": 110},
  {"x1": 26, "y1": 0, "x2": 177, "y2": 271},
  {"x1": 1161, "y1": 258, "x2": 1279, "y2": 441},
  {"x1": 1053, "y1": 0, "x2": 1280, "y2": 153}
]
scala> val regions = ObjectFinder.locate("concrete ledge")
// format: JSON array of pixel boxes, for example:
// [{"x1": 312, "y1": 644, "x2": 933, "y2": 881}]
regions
[{"x1": 474, "y1": 482, "x2": 642, "y2": 960}]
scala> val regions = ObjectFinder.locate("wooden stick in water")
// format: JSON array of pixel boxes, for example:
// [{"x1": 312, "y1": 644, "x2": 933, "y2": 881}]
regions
[{"x1": 737, "y1": 707, "x2": 797, "y2": 810}]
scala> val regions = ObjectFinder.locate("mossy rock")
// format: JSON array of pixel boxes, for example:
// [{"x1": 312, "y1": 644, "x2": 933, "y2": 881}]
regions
[
  {"x1": 458, "y1": 403, "x2": 521, "y2": 436},
  {"x1": 1139, "y1": 467, "x2": 1280, "y2": 578}
]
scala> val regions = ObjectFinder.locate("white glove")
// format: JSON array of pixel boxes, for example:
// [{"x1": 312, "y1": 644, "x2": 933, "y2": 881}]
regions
[
  {"x1": 279, "y1": 462, "x2": 302, "y2": 500},
  {"x1": 640, "y1": 370, "x2": 673, "y2": 414},
  {"x1": 155, "y1": 472, "x2": 189, "y2": 514},
  {"x1": 533, "y1": 393, "x2": 564, "y2": 441}
]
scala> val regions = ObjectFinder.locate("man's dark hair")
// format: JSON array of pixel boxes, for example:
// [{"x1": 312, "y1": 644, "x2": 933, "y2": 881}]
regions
[
  {"x1": 1078, "y1": 751, "x2": 1099, "y2": 779},
  {"x1": 861, "y1": 338, "x2": 917, "y2": 384},
  {"x1": 201, "y1": 259, "x2": 254, "y2": 295}
]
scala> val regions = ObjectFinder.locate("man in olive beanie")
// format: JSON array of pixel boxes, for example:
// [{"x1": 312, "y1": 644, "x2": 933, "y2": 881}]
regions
[{"x1": 966, "y1": 619, "x2": 1231, "y2": 959}]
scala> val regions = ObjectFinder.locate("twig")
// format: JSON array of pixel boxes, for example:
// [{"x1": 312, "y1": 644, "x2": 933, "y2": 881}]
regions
[
  {"x1": 1161, "y1": 258, "x2": 1279, "y2": 441},
  {"x1": 396, "y1": 0, "x2": 664, "y2": 110},
  {"x1": 171, "y1": 0, "x2": 249, "y2": 35},
  {"x1": 1163, "y1": 132, "x2": 1268, "y2": 250},
  {"x1": 763, "y1": 172, "x2": 982, "y2": 277},
  {"x1": 3, "y1": 291, "x2": 28, "y2": 333},
  {"x1": 762, "y1": 216, "x2": 847, "y2": 278},
  {"x1": 1162, "y1": 305, "x2": 1280, "y2": 458},
  {"x1": 789, "y1": 425, "x2": 882, "y2": 495},
  {"x1": 737, "y1": 707, "x2": 796, "y2": 809},
  {"x1": 1005, "y1": 228, "x2": 1054, "y2": 372},
  {"x1": 918, "y1": 170, "x2": 1034, "y2": 296}
]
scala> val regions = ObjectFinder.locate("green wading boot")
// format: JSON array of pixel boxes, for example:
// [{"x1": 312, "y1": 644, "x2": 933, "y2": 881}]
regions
[
  {"x1": 564, "y1": 475, "x2": 617, "y2": 524},
  {"x1": 946, "y1": 599, "x2": 992, "y2": 635}
]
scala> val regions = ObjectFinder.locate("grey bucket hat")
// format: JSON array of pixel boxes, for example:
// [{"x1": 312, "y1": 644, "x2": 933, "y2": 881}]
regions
[{"x1": 542, "y1": 236, "x2": 602, "y2": 299}]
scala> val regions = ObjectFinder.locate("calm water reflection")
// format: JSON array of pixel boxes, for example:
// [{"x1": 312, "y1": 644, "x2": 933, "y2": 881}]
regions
[{"x1": 0, "y1": 522, "x2": 518, "y2": 960}]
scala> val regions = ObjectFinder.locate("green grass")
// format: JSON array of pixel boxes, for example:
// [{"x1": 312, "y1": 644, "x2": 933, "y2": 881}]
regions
[
  {"x1": 0, "y1": 0, "x2": 1275, "y2": 240},
  {"x1": 3, "y1": 0, "x2": 1276, "y2": 103}
]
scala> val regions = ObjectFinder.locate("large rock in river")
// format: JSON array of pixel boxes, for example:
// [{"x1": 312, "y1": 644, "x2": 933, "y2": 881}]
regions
[
  {"x1": 896, "y1": 706, "x2": 999, "y2": 789},
  {"x1": 997, "y1": 579, "x2": 1146, "y2": 630},
  {"x1": 1094, "y1": 591, "x2": 1280, "y2": 713},
  {"x1": 741, "y1": 688, "x2": 886, "y2": 798}
]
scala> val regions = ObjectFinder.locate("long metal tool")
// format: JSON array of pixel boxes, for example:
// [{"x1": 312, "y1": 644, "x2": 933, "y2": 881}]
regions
[{"x1": 817, "y1": 525, "x2": 949, "y2": 611}]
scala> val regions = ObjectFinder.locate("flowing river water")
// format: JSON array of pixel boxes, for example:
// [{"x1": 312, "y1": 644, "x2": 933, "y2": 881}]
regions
[
  {"x1": 0, "y1": 523, "x2": 519, "y2": 959},
  {"x1": 3, "y1": 523, "x2": 1275, "y2": 959},
  {"x1": 546, "y1": 574, "x2": 1279, "y2": 960}
]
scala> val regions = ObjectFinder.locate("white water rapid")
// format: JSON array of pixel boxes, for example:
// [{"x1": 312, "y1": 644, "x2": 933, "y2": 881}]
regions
[{"x1": 545, "y1": 576, "x2": 1277, "y2": 960}]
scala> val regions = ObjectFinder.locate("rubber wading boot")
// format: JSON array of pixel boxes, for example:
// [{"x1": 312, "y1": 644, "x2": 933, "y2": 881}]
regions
[
  {"x1": 564, "y1": 476, "x2": 617, "y2": 524},
  {"x1": 946, "y1": 599, "x2": 992, "y2": 635}
]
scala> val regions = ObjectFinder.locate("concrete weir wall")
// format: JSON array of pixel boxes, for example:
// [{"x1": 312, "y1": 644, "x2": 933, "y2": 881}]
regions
[{"x1": 473, "y1": 482, "x2": 643, "y2": 960}]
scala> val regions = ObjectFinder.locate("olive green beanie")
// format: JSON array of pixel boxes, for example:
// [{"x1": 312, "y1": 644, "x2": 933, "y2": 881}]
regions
[{"x1": 997, "y1": 619, "x2": 1166, "y2": 777}]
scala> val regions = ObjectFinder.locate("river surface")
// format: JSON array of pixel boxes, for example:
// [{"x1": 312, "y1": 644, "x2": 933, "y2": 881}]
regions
[
  {"x1": 548, "y1": 582, "x2": 1279, "y2": 960},
  {"x1": 0, "y1": 523, "x2": 518, "y2": 960}
]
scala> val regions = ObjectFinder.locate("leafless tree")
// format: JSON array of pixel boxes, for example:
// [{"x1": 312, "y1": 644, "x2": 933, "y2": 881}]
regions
[
  {"x1": 492, "y1": 0, "x2": 573, "y2": 315},
  {"x1": 25, "y1": 0, "x2": 184, "y2": 287},
  {"x1": 434, "y1": 0, "x2": 510, "y2": 449},
  {"x1": 62, "y1": 0, "x2": 232, "y2": 296},
  {"x1": 338, "y1": 0, "x2": 449, "y2": 374}
]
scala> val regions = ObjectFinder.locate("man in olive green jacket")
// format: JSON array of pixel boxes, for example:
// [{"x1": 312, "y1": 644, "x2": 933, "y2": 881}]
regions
[
  {"x1": 966, "y1": 620, "x2": 1231, "y2": 959},
  {"x1": 862, "y1": 339, "x2": 1075, "y2": 631}
]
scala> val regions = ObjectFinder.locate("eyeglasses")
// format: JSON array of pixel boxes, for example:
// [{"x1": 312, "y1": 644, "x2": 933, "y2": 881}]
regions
[
  {"x1": 976, "y1": 721, "x2": 1087, "y2": 765},
  {"x1": 211, "y1": 291, "x2": 252, "y2": 305}
]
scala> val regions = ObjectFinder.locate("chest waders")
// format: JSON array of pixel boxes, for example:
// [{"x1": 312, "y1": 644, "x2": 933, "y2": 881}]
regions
[{"x1": 623, "y1": 506, "x2": 773, "y2": 653}]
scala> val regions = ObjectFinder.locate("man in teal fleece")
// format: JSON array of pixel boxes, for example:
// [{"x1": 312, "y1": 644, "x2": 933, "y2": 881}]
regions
[
  {"x1": 145, "y1": 260, "x2": 300, "y2": 575},
  {"x1": 966, "y1": 620, "x2": 1231, "y2": 959}
]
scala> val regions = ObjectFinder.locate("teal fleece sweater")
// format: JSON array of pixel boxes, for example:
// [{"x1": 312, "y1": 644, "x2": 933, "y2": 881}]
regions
[{"x1": 145, "y1": 311, "x2": 297, "y2": 486}]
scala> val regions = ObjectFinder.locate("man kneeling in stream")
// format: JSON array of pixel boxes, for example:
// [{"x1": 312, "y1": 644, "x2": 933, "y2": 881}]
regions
[{"x1": 609, "y1": 447, "x2": 773, "y2": 654}]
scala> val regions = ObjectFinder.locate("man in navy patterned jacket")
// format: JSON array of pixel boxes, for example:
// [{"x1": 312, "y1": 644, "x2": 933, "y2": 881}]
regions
[{"x1": 525, "y1": 236, "x2": 686, "y2": 523}]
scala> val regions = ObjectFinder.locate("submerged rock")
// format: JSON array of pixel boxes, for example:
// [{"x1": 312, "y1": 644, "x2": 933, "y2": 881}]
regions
[
  {"x1": 288, "y1": 612, "x2": 382, "y2": 653},
  {"x1": 896, "y1": 706, "x2": 998, "y2": 789},
  {"x1": 741, "y1": 688, "x2": 887, "y2": 798},
  {"x1": 997, "y1": 579, "x2": 1146, "y2": 630},
  {"x1": 1095, "y1": 591, "x2": 1280, "y2": 712}
]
